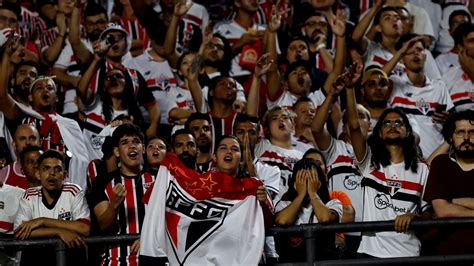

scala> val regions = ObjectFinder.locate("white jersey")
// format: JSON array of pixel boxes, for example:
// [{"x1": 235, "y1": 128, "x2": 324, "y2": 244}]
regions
[
  {"x1": 167, "y1": 86, "x2": 195, "y2": 118},
  {"x1": 389, "y1": 73, "x2": 454, "y2": 158},
  {"x1": 322, "y1": 138, "x2": 363, "y2": 224},
  {"x1": 176, "y1": 3, "x2": 209, "y2": 53},
  {"x1": 14, "y1": 183, "x2": 90, "y2": 229},
  {"x1": 54, "y1": 39, "x2": 93, "y2": 115},
  {"x1": 254, "y1": 139, "x2": 304, "y2": 206},
  {"x1": 357, "y1": 148, "x2": 430, "y2": 258},
  {"x1": 127, "y1": 50, "x2": 177, "y2": 123},
  {"x1": 291, "y1": 136, "x2": 314, "y2": 153},
  {"x1": 275, "y1": 198, "x2": 343, "y2": 225},
  {"x1": 267, "y1": 89, "x2": 326, "y2": 110},
  {"x1": 435, "y1": 51, "x2": 459, "y2": 75},
  {"x1": 254, "y1": 159, "x2": 281, "y2": 197},
  {"x1": 441, "y1": 66, "x2": 474, "y2": 112},
  {"x1": 363, "y1": 40, "x2": 405, "y2": 76},
  {"x1": 0, "y1": 184, "x2": 24, "y2": 234}
]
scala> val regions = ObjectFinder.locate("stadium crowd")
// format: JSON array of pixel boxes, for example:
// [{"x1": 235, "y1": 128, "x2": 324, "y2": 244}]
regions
[{"x1": 0, "y1": 0, "x2": 473, "y2": 265}]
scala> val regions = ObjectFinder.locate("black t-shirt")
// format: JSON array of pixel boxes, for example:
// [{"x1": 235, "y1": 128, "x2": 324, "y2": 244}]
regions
[{"x1": 423, "y1": 153, "x2": 474, "y2": 255}]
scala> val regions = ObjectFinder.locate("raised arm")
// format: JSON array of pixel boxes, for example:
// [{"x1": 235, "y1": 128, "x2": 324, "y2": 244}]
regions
[
  {"x1": 351, "y1": 0, "x2": 385, "y2": 54},
  {"x1": 322, "y1": 9, "x2": 346, "y2": 95},
  {"x1": 163, "y1": 0, "x2": 193, "y2": 68},
  {"x1": 42, "y1": 12, "x2": 67, "y2": 65},
  {"x1": 69, "y1": 0, "x2": 92, "y2": 65},
  {"x1": 345, "y1": 62, "x2": 367, "y2": 162},
  {"x1": 246, "y1": 53, "x2": 272, "y2": 116},
  {"x1": 0, "y1": 32, "x2": 22, "y2": 120},
  {"x1": 186, "y1": 54, "x2": 204, "y2": 112},
  {"x1": 311, "y1": 79, "x2": 343, "y2": 151},
  {"x1": 265, "y1": 4, "x2": 283, "y2": 101},
  {"x1": 382, "y1": 36, "x2": 423, "y2": 75},
  {"x1": 76, "y1": 53, "x2": 102, "y2": 106}
]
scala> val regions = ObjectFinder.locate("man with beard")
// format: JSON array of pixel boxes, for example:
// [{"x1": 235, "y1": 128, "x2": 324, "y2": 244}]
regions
[
  {"x1": 0, "y1": 39, "x2": 89, "y2": 187},
  {"x1": 184, "y1": 112, "x2": 213, "y2": 173},
  {"x1": 53, "y1": 1, "x2": 108, "y2": 116},
  {"x1": 89, "y1": 124, "x2": 154, "y2": 265},
  {"x1": 10, "y1": 61, "x2": 40, "y2": 107},
  {"x1": 348, "y1": 101, "x2": 430, "y2": 257},
  {"x1": 383, "y1": 34, "x2": 454, "y2": 159},
  {"x1": 423, "y1": 110, "x2": 474, "y2": 256},
  {"x1": 300, "y1": 11, "x2": 335, "y2": 73},
  {"x1": 171, "y1": 129, "x2": 198, "y2": 170}
]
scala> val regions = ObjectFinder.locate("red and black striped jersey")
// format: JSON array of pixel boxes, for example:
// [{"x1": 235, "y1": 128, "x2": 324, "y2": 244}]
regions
[{"x1": 89, "y1": 169, "x2": 155, "y2": 266}]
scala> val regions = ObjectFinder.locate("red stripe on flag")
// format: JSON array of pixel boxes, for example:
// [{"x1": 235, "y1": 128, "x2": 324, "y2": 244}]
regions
[
  {"x1": 165, "y1": 211, "x2": 181, "y2": 248},
  {"x1": 0, "y1": 221, "x2": 13, "y2": 232}
]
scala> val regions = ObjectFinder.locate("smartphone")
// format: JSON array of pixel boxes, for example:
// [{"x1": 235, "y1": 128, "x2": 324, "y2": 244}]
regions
[{"x1": 435, "y1": 104, "x2": 447, "y2": 113}]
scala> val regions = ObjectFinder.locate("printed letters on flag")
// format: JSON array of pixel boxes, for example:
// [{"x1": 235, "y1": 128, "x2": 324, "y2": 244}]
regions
[{"x1": 140, "y1": 153, "x2": 265, "y2": 265}]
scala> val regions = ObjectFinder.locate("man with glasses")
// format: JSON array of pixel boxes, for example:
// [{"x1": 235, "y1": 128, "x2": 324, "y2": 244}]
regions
[
  {"x1": 383, "y1": 34, "x2": 454, "y2": 159},
  {"x1": 424, "y1": 110, "x2": 474, "y2": 256},
  {"x1": 343, "y1": 62, "x2": 430, "y2": 258}
]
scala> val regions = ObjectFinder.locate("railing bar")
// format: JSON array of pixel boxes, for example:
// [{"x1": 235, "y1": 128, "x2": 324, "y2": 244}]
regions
[{"x1": 317, "y1": 254, "x2": 474, "y2": 265}]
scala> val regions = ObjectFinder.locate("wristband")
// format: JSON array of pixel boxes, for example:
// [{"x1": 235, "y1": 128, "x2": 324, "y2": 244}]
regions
[{"x1": 315, "y1": 43, "x2": 326, "y2": 52}]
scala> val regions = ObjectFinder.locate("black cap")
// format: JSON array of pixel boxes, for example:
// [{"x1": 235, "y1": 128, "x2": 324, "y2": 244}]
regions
[{"x1": 284, "y1": 60, "x2": 312, "y2": 80}]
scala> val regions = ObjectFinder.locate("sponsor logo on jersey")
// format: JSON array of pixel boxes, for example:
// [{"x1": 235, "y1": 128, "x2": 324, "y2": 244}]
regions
[{"x1": 374, "y1": 193, "x2": 407, "y2": 213}]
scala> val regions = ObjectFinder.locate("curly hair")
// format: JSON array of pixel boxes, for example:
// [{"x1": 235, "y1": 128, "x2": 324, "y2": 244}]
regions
[{"x1": 368, "y1": 108, "x2": 419, "y2": 173}]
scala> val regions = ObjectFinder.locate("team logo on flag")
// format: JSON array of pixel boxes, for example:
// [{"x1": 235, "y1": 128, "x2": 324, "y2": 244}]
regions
[{"x1": 165, "y1": 182, "x2": 232, "y2": 264}]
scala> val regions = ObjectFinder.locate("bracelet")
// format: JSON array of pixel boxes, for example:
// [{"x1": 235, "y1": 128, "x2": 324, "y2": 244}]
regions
[
  {"x1": 315, "y1": 43, "x2": 326, "y2": 52},
  {"x1": 310, "y1": 194, "x2": 321, "y2": 202}
]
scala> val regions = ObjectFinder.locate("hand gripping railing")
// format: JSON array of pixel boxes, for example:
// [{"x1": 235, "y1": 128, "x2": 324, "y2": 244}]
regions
[{"x1": 2, "y1": 218, "x2": 474, "y2": 266}]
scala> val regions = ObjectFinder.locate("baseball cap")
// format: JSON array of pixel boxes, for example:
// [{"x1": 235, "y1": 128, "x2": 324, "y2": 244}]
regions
[{"x1": 361, "y1": 68, "x2": 388, "y2": 85}]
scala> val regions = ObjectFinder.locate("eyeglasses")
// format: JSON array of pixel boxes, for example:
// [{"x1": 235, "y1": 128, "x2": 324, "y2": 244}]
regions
[
  {"x1": 105, "y1": 73, "x2": 125, "y2": 80},
  {"x1": 453, "y1": 130, "x2": 474, "y2": 139},
  {"x1": 381, "y1": 119, "x2": 405, "y2": 128},
  {"x1": 0, "y1": 15, "x2": 18, "y2": 27},
  {"x1": 205, "y1": 42, "x2": 224, "y2": 51},
  {"x1": 304, "y1": 21, "x2": 328, "y2": 28}
]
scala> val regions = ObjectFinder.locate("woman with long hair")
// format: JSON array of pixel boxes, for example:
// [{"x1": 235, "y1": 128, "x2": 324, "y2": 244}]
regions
[{"x1": 275, "y1": 158, "x2": 342, "y2": 261}]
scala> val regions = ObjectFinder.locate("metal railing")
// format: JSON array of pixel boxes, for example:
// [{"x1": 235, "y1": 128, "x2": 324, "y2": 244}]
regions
[{"x1": 2, "y1": 218, "x2": 474, "y2": 265}]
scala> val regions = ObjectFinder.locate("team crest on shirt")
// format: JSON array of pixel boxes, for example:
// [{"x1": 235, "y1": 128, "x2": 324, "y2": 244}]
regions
[
  {"x1": 386, "y1": 176, "x2": 402, "y2": 195},
  {"x1": 165, "y1": 182, "x2": 231, "y2": 265},
  {"x1": 416, "y1": 99, "x2": 430, "y2": 115},
  {"x1": 58, "y1": 208, "x2": 72, "y2": 221}
]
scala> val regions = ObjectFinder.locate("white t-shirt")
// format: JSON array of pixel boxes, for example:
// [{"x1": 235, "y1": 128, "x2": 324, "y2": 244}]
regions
[
  {"x1": 255, "y1": 159, "x2": 281, "y2": 197},
  {"x1": 254, "y1": 139, "x2": 304, "y2": 207},
  {"x1": 322, "y1": 138, "x2": 364, "y2": 224},
  {"x1": 435, "y1": 51, "x2": 459, "y2": 75},
  {"x1": 363, "y1": 40, "x2": 405, "y2": 76},
  {"x1": 0, "y1": 184, "x2": 24, "y2": 234},
  {"x1": 357, "y1": 148, "x2": 430, "y2": 258},
  {"x1": 389, "y1": 73, "x2": 454, "y2": 158},
  {"x1": 127, "y1": 50, "x2": 177, "y2": 124},
  {"x1": 14, "y1": 183, "x2": 90, "y2": 229},
  {"x1": 441, "y1": 66, "x2": 474, "y2": 112}
]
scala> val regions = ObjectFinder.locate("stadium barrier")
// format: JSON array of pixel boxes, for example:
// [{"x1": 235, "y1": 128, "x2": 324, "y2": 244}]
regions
[{"x1": 2, "y1": 217, "x2": 474, "y2": 266}]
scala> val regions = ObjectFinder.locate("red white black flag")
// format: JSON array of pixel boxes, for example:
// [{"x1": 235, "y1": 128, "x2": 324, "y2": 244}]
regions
[{"x1": 140, "y1": 153, "x2": 265, "y2": 265}]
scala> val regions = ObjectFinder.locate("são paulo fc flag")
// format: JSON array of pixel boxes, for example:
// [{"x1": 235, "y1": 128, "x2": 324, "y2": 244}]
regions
[{"x1": 140, "y1": 153, "x2": 265, "y2": 265}]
